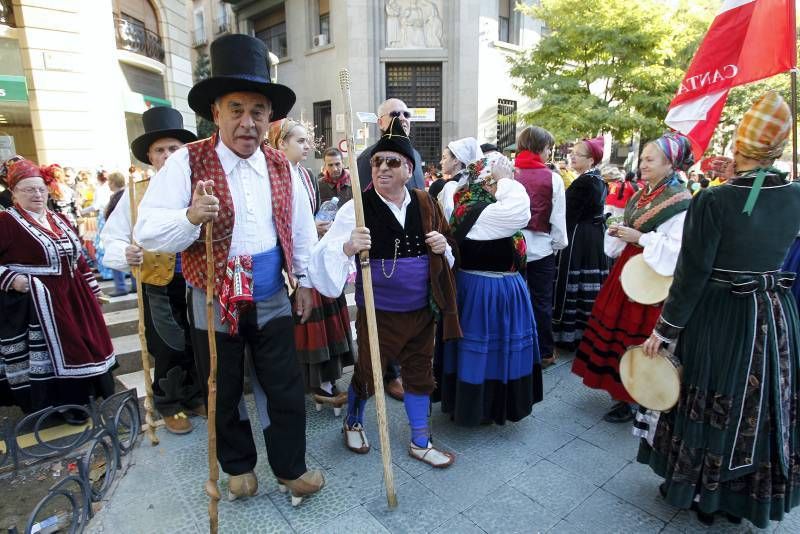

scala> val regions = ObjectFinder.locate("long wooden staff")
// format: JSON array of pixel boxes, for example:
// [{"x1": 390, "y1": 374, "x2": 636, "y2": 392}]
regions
[
  {"x1": 127, "y1": 175, "x2": 159, "y2": 446},
  {"x1": 204, "y1": 210, "x2": 220, "y2": 533},
  {"x1": 338, "y1": 69, "x2": 398, "y2": 508}
]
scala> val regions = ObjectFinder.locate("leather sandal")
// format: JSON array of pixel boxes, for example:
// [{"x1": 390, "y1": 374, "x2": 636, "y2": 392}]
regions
[
  {"x1": 228, "y1": 471, "x2": 258, "y2": 501},
  {"x1": 408, "y1": 441, "x2": 455, "y2": 468},
  {"x1": 343, "y1": 421, "x2": 370, "y2": 454}
]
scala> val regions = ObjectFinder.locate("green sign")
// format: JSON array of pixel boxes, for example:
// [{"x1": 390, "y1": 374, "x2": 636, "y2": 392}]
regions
[
  {"x1": 0, "y1": 75, "x2": 28, "y2": 102},
  {"x1": 143, "y1": 95, "x2": 171, "y2": 108}
]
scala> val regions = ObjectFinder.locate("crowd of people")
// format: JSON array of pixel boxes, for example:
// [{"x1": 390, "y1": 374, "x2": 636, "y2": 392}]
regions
[{"x1": 2, "y1": 33, "x2": 800, "y2": 527}]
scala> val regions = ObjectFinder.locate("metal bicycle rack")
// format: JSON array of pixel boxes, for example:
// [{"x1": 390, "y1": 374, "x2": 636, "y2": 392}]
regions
[{"x1": 0, "y1": 389, "x2": 140, "y2": 534}]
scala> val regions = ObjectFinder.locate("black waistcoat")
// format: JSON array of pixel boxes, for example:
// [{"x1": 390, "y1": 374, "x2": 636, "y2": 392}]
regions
[
  {"x1": 459, "y1": 238, "x2": 516, "y2": 272},
  {"x1": 363, "y1": 189, "x2": 427, "y2": 260}
]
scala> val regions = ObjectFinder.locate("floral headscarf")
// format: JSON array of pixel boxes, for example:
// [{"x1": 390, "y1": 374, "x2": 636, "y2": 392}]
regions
[{"x1": 450, "y1": 153, "x2": 527, "y2": 272}]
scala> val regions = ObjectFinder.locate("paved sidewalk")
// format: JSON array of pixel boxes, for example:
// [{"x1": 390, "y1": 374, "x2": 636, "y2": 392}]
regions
[{"x1": 87, "y1": 356, "x2": 799, "y2": 533}]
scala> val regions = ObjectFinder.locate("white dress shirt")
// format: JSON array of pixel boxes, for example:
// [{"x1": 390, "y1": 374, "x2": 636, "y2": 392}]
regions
[
  {"x1": 309, "y1": 188, "x2": 454, "y2": 298},
  {"x1": 133, "y1": 140, "x2": 317, "y2": 287},
  {"x1": 604, "y1": 211, "x2": 686, "y2": 276},
  {"x1": 99, "y1": 187, "x2": 134, "y2": 272},
  {"x1": 520, "y1": 170, "x2": 568, "y2": 261}
]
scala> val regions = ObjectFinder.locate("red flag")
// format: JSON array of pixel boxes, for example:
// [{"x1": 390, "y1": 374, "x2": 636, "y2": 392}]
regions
[{"x1": 665, "y1": 0, "x2": 797, "y2": 158}]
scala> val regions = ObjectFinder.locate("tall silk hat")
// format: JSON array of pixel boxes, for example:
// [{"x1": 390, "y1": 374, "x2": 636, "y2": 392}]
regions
[
  {"x1": 188, "y1": 34, "x2": 296, "y2": 122},
  {"x1": 735, "y1": 92, "x2": 793, "y2": 215}
]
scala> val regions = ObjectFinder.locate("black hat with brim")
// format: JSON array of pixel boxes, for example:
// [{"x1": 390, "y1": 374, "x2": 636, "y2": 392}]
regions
[
  {"x1": 131, "y1": 106, "x2": 197, "y2": 165},
  {"x1": 188, "y1": 34, "x2": 296, "y2": 122},
  {"x1": 369, "y1": 116, "x2": 416, "y2": 171}
]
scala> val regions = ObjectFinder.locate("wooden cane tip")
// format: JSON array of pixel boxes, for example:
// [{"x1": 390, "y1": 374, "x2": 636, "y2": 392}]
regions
[
  {"x1": 205, "y1": 480, "x2": 221, "y2": 500},
  {"x1": 387, "y1": 493, "x2": 398, "y2": 508}
]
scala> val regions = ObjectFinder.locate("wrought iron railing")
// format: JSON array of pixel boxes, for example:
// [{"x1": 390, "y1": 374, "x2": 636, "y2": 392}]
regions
[
  {"x1": 193, "y1": 27, "x2": 207, "y2": 48},
  {"x1": 0, "y1": 390, "x2": 140, "y2": 534},
  {"x1": 114, "y1": 15, "x2": 165, "y2": 63},
  {"x1": 215, "y1": 15, "x2": 232, "y2": 35}
]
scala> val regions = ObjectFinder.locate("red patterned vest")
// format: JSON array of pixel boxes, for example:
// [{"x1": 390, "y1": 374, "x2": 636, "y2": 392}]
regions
[
  {"x1": 181, "y1": 134, "x2": 295, "y2": 296},
  {"x1": 516, "y1": 167, "x2": 554, "y2": 233}
]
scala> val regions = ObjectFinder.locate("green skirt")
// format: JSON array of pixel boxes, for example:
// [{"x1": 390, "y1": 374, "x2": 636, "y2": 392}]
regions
[{"x1": 638, "y1": 276, "x2": 800, "y2": 528}]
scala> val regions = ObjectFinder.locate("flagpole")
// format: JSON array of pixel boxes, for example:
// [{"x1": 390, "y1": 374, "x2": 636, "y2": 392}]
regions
[{"x1": 791, "y1": 68, "x2": 798, "y2": 180}]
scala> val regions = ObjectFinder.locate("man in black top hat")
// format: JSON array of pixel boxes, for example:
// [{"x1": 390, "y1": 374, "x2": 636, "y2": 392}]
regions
[
  {"x1": 101, "y1": 106, "x2": 203, "y2": 435},
  {"x1": 133, "y1": 34, "x2": 323, "y2": 506},
  {"x1": 310, "y1": 117, "x2": 460, "y2": 468}
]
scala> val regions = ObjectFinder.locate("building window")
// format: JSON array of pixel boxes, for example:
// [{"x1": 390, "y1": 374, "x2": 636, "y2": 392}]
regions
[
  {"x1": 498, "y1": 0, "x2": 519, "y2": 45},
  {"x1": 313, "y1": 101, "x2": 333, "y2": 158},
  {"x1": 497, "y1": 99, "x2": 517, "y2": 152},
  {"x1": 215, "y1": 3, "x2": 231, "y2": 35},
  {"x1": 312, "y1": 0, "x2": 331, "y2": 47},
  {"x1": 193, "y1": 8, "x2": 206, "y2": 47},
  {"x1": 113, "y1": 0, "x2": 164, "y2": 62},
  {"x1": 385, "y1": 63, "x2": 442, "y2": 168},
  {"x1": 254, "y1": 5, "x2": 287, "y2": 59}
]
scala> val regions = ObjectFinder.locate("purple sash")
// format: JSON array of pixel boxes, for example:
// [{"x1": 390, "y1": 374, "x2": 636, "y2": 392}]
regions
[{"x1": 356, "y1": 256, "x2": 430, "y2": 312}]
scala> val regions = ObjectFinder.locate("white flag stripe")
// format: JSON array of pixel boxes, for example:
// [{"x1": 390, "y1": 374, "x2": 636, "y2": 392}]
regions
[
  {"x1": 720, "y1": 0, "x2": 756, "y2": 14},
  {"x1": 665, "y1": 90, "x2": 728, "y2": 134}
]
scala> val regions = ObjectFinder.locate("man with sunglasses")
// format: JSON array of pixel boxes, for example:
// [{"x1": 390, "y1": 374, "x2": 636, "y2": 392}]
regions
[
  {"x1": 356, "y1": 98, "x2": 425, "y2": 192},
  {"x1": 310, "y1": 117, "x2": 461, "y2": 468}
]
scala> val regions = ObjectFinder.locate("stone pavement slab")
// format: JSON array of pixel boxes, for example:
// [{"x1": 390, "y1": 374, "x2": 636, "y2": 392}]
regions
[{"x1": 85, "y1": 356, "x2": 798, "y2": 533}]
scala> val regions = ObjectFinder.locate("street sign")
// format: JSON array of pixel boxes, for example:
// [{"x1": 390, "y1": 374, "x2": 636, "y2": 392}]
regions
[
  {"x1": 409, "y1": 108, "x2": 435, "y2": 122},
  {"x1": 0, "y1": 75, "x2": 28, "y2": 102},
  {"x1": 338, "y1": 139, "x2": 348, "y2": 154},
  {"x1": 356, "y1": 111, "x2": 378, "y2": 123}
]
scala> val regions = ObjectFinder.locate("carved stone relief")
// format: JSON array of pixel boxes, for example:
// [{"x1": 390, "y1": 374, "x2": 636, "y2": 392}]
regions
[{"x1": 385, "y1": 0, "x2": 445, "y2": 49}]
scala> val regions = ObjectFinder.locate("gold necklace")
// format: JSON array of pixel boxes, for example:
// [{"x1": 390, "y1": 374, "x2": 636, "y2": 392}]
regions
[{"x1": 381, "y1": 238, "x2": 401, "y2": 279}]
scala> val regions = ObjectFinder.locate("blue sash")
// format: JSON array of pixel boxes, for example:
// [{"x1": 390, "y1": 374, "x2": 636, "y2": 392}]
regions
[{"x1": 252, "y1": 246, "x2": 284, "y2": 301}]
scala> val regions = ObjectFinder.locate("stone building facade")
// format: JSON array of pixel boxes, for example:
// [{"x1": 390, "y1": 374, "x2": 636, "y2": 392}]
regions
[
  {"x1": 0, "y1": 0, "x2": 194, "y2": 170},
  {"x1": 220, "y1": 0, "x2": 545, "y2": 170}
]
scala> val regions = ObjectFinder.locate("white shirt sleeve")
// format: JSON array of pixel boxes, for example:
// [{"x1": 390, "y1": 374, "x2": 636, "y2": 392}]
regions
[
  {"x1": 638, "y1": 211, "x2": 687, "y2": 276},
  {"x1": 309, "y1": 199, "x2": 356, "y2": 298},
  {"x1": 549, "y1": 172, "x2": 568, "y2": 251},
  {"x1": 291, "y1": 170, "x2": 318, "y2": 288},
  {"x1": 465, "y1": 179, "x2": 531, "y2": 240},
  {"x1": 100, "y1": 189, "x2": 133, "y2": 272},
  {"x1": 604, "y1": 231, "x2": 627, "y2": 259},
  {"x1": 438, "y1": 180, "x2": 460, "y2": 221},
  {"x1": 133, "y1": 148, "x2": 201, "y2": 253}
]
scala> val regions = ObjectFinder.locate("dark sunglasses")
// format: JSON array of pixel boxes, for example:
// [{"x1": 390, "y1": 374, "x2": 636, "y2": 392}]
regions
[
  {"x1": 385, "y1": 110, "x2": 411, "y2": 119},
  {"x1": 370, "y1": 156, "x2": 404, "y2": 168}
]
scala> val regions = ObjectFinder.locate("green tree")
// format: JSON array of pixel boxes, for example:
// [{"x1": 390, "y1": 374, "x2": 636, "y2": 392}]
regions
[
  {"x1": 509, "y1": 0, "x2": 716, "y2": 143},
  {"x1": 192, "y1": 51, "x2": 217, "y2": 139}
]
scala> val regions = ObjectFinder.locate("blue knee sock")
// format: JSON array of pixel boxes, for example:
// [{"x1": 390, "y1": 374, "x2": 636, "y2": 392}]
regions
[
  {"x1": 403, "y1": 392, "x2": 430, "y2": 448},
  {"x1": 346, "y1": 384, "x2": 366, "y2": 427}
]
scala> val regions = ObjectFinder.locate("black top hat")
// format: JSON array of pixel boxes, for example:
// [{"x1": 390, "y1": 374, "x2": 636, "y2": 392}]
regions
[
  {"x1": 370, "y1": 117, "x2": 416, "y2": 171},
  {"x1": 130, "y1": 106, "x2": 197, "y2": 165},
  {"x1": 188, "y1": 34, "x2": 296, "y2": 122}
]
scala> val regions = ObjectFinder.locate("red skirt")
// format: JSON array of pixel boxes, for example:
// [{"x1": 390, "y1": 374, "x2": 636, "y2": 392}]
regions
[
  {"x1": 293, "y1": 288, "x2": 353, "y2": 365},
  {"x1": 571, "y1": 244, "x2": 663, "y2": 402}
]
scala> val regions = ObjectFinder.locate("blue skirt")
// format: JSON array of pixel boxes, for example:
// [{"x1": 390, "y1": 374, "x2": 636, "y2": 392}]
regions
[
  {"x1": 782, "y1": 236, "x2": 800, "y2": 308},
  {"x1": 437, "y1": 270, "x2": 542, "y2": 426}
]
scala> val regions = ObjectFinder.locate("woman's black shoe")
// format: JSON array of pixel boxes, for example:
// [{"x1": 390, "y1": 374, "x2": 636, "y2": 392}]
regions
[
  {"x1": 658, "y1": 482, "x2": 667, "y2": 498},
  {"x1": 690, "y1": 503, "x2": 715, "y2": 526},
  {"x1": 724, "y1": 513, "x2": 742, "y2": 524},
  {"x1": 603, "y1": 401, "x2": 634, "y2": 423}
]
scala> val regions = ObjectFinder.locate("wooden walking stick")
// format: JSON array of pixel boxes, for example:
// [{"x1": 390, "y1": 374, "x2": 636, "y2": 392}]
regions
[
  {"x1": 203, "y1": 209, "x2": 221, "y2": 533},
  {"x1": 127, "y1": 175, "x2": 159, "y2": 446},
  {"x1": 338, "y1": 69, "x2": 398, "y2": 508}
]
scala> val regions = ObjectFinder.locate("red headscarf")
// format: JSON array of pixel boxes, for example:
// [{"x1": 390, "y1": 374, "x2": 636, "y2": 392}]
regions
[
  {"x1": 4, "y1": 158, "x2": 46, "y2": 190},
  {"x1": 583, "y1": 137, "x2": 605, "y2": 166}
]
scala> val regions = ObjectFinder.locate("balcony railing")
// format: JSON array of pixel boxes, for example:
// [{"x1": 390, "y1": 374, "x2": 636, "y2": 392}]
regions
[
  {"x1": 0, "y1": 0, "x2": 15, "y2": 27},
  {"x1": 215, "y1": 15, "x2": 232, "y2": 35},
  {"x1": 114, "y1": 15, "x2": 165, "y2": 63},
  {"x1": 193, "y1": 27, "x2": 207, "y2": 47}
]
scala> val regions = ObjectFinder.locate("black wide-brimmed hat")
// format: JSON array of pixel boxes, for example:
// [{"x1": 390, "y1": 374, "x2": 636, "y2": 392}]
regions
[
  {"x1": 130, "y1": 106, "x2": 197, "y2": 165},
  {"x1": 188, "y1": 34, "x2": 296, "y2": 122},
  {"x1": 370, "y1": 117, "x2": 416, "y2": 171}
]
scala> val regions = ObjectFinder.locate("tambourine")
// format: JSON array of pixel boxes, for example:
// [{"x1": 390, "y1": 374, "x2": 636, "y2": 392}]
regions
[
  {"x1": 619, "y1": 345, "x2": 681, "y2": 411},
  {"x1": 620, "y1": 254, "x2": 673, "y2": 305}
]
